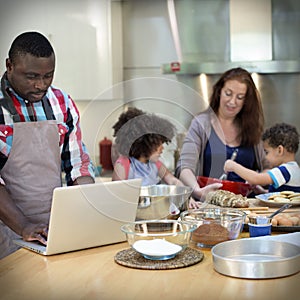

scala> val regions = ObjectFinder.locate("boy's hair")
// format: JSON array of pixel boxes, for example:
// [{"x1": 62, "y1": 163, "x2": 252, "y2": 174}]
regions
[
  {"x1": 262, "y1": 123, "x2": 299, "y2": 153},
  {"x1": 9, "y1": 31, "x2": 54, "y2": 63},
  {"x1": 113, "y1": 107, "x2": 176, "y2": 159}
]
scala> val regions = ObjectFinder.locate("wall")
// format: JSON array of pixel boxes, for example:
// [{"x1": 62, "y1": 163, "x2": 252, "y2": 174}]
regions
[
  {"x1": 122, "y1": 0, "x2": 202, "y2": 169},
  {"x1": 0, "y1": 0, "x2": 123, "y2": 100},
  {"x1": 121, "y1": 0, "x2": 300, "y2": 163},
  {"x1": 0, "y1": 0, "x2": 124, "y2": 166},
  {"x1": 1, "y1": 0, "x2": 299, "y2": 167}
]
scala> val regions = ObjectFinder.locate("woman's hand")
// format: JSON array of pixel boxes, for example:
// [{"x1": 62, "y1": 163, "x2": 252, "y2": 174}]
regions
[
  {"x1": 192, "y1": 182, "x2": 223, "y2": 200},
  {"x1": 189, "y1": 182, "x2": 222, "y2": 208},
  {"x1": 188, "y1": 198, "x2": 202, "y2": 209}
]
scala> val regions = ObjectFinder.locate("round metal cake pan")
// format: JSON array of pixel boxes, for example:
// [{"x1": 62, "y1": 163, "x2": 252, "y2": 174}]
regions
[{"x1": 211, "y1": 239, "x2": 300, "y2": 279}]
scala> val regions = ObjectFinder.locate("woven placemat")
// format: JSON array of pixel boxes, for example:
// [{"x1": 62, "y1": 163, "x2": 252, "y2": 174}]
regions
[{"x1": 114, "y1": 247, "x2": 204, "y2": 270}]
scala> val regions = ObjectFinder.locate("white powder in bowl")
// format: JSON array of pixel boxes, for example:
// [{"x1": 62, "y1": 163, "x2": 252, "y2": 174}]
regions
[{"x1": 133, "y1": 239, "x2": 182, "y2": 256}]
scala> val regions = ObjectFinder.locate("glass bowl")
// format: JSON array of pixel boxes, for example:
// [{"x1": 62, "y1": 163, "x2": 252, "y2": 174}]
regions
[
  {"x1": 121, "y1": 220, "x2": 197, "y2": 260},
  {"x1": 180, "y1": 208, "x2": 246, "y2": 248}
]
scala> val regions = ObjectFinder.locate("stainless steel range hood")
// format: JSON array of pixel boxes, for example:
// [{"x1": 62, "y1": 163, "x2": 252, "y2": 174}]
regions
[
  {"x1": 162, "y1": 0, "x2": 300, "y2": 74},
  {"x1": 162, "y1": 60, "x2": 300, "y2": 74}
]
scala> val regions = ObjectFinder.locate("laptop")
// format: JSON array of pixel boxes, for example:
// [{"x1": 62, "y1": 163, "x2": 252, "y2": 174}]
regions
[{"x1": 14, "y1": 178, "x2": 142, "y2": 255}]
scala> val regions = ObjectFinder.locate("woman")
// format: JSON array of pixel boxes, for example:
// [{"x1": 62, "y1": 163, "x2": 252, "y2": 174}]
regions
[{"x1": 175, "y1": 67, "x2": 269, "y2": 206}]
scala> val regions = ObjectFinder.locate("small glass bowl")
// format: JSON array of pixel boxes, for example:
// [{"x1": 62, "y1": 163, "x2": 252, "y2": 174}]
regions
[
  {"x1": 180, "y1": 208, "x2": 246, "y2": 248},
  {"x1": 121, "y1": 220, "x2": 197, "y2": 260}
]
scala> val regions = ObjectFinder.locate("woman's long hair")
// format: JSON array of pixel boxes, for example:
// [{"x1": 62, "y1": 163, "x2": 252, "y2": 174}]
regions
[{"x1": 210, "y1": 67, "x2": 264, "y2": 146}]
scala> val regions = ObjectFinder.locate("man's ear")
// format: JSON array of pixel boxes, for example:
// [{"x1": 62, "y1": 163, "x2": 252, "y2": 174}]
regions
[{"x1": 6, "y1": 58, "x2": 13, "y2": 71}]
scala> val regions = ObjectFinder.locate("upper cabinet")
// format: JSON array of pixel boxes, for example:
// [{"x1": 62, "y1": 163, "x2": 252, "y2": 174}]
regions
[{"x1": 0, "y1": 0, "x2": 123, "y2": 100}]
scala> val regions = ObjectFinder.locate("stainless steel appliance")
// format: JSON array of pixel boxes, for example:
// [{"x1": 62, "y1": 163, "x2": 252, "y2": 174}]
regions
[{"x1": 161, "y1": 0, "x2": 300, "y2": 160}]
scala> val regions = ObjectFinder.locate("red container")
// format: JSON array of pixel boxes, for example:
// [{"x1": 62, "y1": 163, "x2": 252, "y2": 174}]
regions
[
  {"x1": 197, "y1": 176, "x2": 252, "y2": 197},
  {"x1": 99, "y1": 137, "x2": 113, "y2": 170}
]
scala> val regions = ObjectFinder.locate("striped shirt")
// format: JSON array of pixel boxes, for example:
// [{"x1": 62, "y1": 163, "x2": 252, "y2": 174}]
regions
[
  {"x1": 0, "y1": 74, "x2": 94, "y2": 185},
  {"x1": 268, "y1": 161, "x2": 300, "y2": 192}
]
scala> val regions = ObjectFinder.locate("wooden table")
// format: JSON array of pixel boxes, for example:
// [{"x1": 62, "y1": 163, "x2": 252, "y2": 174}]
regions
[{"x1": 0, "y1": 233, "x2": 299, "y2": 300}]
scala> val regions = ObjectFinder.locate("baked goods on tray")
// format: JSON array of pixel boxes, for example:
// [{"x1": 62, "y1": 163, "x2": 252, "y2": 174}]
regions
[
  {"x1": 267, "y1": 191, "x2": 300, "y2": 203},
  {"x1": 206, "y1": 190, "x2": 249, "y2": 208}
]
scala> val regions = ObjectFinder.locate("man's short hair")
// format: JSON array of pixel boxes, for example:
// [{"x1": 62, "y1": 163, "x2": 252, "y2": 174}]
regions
[{"x1": 9, "y1": 31, "x2": 54, "y2": 63}]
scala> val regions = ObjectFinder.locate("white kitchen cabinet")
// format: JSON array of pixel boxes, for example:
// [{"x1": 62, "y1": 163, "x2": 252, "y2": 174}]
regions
[{"x1": 0, "y1": 0, "x2": 122, "y2": 100}]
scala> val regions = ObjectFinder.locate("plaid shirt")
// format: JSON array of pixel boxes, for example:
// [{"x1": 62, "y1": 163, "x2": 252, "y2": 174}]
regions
[{"x1": 0, "y1": 74, "x2": 94, "y2": 185}]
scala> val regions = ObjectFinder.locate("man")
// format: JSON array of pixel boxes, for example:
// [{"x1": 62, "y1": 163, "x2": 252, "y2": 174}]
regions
[{"x1": 0, "y1": 32, "x2": 95, "y2": 259}]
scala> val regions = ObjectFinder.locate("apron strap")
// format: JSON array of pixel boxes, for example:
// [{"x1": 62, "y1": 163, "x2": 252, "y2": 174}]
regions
[
  {"x1": 41, "y1": 97, "x2": 56, "y2": 120},
  {"x1": 0, "y1": 75, "x2": 21, "y2": 122}
]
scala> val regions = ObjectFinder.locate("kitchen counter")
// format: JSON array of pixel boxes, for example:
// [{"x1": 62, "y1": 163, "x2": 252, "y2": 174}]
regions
[{"x1": 0, "y1": 233, "x2": 299, "y2": 300}]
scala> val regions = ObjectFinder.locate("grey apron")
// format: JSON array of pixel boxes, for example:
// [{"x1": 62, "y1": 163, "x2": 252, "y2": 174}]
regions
[{"x1": 0, "y1": 120, "x2": 61, "y2": 259}]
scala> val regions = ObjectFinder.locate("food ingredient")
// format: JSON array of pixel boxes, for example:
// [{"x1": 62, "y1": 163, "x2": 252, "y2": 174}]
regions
[
  {"x1": 245, "y1": 212, "x2": 300, "y2": 226},
  {"x1": 192, "y1": 223, "x2": 230, "y2": 245},
  {"x1": 206, "y1": 190, "x2": 249, "y2": 208},
  {"x1": 133, "y1": 239, "x2": 182, "y2": 256}
]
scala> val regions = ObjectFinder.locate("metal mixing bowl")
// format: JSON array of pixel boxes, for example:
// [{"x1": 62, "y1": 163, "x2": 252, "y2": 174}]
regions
[{"x1": 136, "y1": 185, "x2": 193, "y2": 220}]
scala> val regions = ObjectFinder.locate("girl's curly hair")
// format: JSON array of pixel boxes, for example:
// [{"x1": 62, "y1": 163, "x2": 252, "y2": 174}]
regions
[
  {"x1": 262, "y1": 123, "x2": 299, "y2": 153},
  {"x1": 113, "y1": 107, "x2": 176, "y2": 159}
]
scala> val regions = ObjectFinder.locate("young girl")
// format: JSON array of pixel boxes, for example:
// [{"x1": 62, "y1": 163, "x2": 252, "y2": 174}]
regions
[{"x1": 112, "y1": 107, "x2": 182, "y2": 186}]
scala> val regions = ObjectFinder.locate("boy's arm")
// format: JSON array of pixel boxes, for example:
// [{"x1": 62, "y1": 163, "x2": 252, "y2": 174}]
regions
[{"x1": 224, "y1": 160, "x2": 273, "y2": 186}]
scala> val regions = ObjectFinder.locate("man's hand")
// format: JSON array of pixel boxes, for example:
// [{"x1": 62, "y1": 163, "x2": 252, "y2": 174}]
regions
[
  {"x1": 22, "y1": 223, "x2": 48, "y2": 245},
  {"x1": 73, "y1": 176, "x2": 95, "y2": 185}
]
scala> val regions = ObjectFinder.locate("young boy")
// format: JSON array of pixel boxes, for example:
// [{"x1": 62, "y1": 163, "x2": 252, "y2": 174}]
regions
[{"x1": 224, "y1": 123, "x2": 300, "y2": 192}]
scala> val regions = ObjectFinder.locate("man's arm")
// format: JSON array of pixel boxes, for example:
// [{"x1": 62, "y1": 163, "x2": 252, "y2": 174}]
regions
[
  {"x1": 61, "y1": 96, "x2": 95, "y2": 185},
  {"x1": 0, "y1": 184, "x2": 48, "y2": 245}
]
